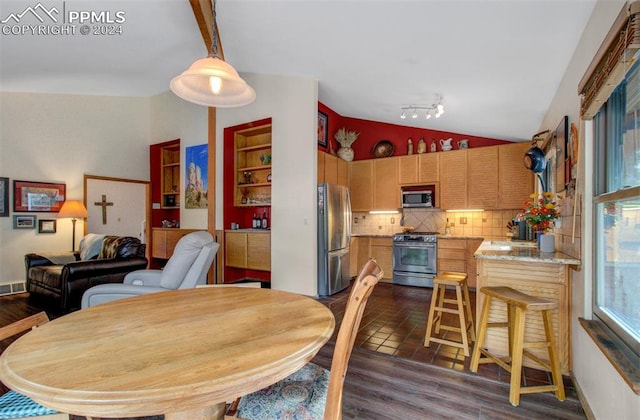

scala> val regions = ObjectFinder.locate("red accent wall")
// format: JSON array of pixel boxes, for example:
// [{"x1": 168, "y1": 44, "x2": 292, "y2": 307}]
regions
[
  {"x1": 149, "y1": 139, "x2": 180, "y2": 228},
  {"x1": 317, "y1": 102, "x2": 513, "y2": 159},
  {"x1": 223, "y1": 118, "x2": 272, "y2": 284}
]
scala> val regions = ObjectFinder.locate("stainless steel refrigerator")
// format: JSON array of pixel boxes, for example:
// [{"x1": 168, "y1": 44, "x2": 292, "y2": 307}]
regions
[{"x1": 317, "y1": 183, "x2": 352, "y2": 296}]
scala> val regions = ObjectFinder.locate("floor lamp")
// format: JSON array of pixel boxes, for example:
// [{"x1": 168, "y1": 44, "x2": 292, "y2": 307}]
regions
[{"x1": 57, "y1": 200, "x2": 88, "y2": 252}]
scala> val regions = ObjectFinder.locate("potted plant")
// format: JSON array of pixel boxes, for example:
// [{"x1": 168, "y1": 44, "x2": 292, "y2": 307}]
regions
[{"x1": 520, "y1": 191, "x2": 562, "y2": 252}]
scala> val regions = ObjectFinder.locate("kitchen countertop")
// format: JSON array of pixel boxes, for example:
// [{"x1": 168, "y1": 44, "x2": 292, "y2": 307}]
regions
[{"x1": 474, "y1": 239, "x2": 581, "y2": 266}]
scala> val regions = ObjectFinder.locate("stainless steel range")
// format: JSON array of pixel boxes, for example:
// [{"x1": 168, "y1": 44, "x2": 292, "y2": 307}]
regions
[{"x1": 392, "y1": 232, "x2": 438, "y2": 288}]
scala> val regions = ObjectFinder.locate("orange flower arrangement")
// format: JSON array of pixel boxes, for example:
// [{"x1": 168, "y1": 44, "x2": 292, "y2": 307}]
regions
[{"x1": 521, "y1": 192, "x2": 562, "y2": 233}]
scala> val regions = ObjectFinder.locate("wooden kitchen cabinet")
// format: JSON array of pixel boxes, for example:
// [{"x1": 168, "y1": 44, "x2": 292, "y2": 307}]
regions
[
  {"x1": 398, "y1": 155, "x2": 418, "y2": 185},
  {"x1": 151, "y1": 228, "x2": 199, "y2": 259},
  {"x1": 349, "y1": 160, "x2": 373, "y2": 211},
  {"x1": 318, "y1": 152, "x2": 349, "y2": 187},
  {"x1": 373, "y1": 158, "x2": 400, "y2": 210},
  {"x1": 418, "y1": 153, "x2": 439, "y2": 183},
  {"x1": 437, "y1": 238, "x2": 467, "y2": 274},
  {"x1": 437, "y1": 237, "x2": 482, "y2": 288},
  {"x1": 354, "y1": 236, "x2": 392, "y2": 281},
  {"x1": 349, "y1": 237, "x2": 360, "y2": 278},
  {"x1": 397, "y1": 153, "x2": 439, "y2": 186},
  {"x1": 468, "y1": 146, "x2": 499, "y2": 209},
  {"x1": 369, "y1": 237, "x2": 393, "y2": 281},
  {"x1": 234, "y1": 123, "x2": 272, "y2": 207},
  {"x1": 465, "y1": 239, "x2": 483, "y2": 288},
  {"x1": 225, "y1": 230, "x2": 271, "y2": 271},
  {"x1": 439, "y1": 150, "x2": 468, "y2": 210},
  {"x1": 498, "y1": 142, "x2": 533, "y2": 209}
]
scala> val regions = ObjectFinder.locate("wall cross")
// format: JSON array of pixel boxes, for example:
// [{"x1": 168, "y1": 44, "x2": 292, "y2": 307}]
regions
[{"x1": 94, "y1": 194, "x2": 114, "y2": 225}]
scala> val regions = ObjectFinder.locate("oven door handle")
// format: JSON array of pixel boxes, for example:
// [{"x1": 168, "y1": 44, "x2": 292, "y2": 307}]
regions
[{"x1": 393, "y1": 243, "x2": 436, "y2": 248}]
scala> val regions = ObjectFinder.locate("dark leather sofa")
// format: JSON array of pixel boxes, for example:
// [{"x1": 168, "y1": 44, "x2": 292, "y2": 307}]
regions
[{"x1": 25, "y1": 235, "x2": 147, "y2": 312}]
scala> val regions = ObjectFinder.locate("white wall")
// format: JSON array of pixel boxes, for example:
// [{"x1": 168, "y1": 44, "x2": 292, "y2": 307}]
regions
[
  {"x1": 149, "y1": 91, "x2": 208, "y2": 230},
  {"x1": 0, "y1": 92, "x2": 150, "y2": 285},
  {"x1": 540, "y1": 1, "x2": 640, "y2": 417},
  {"x1": 216, "y1": 73, "x2": 319, "y2": 296}
]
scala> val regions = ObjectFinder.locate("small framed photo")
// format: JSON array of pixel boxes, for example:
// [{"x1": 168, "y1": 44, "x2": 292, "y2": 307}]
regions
[
  {"x1": 0, "y1": 177, "x2": 8, "y2": 217},
  {"x1": 13, "y1": 180, "x2": 66, "y2": 212},
  {"x1": 13, "y1": 214, "x2": 36, "y2": 229},
  {"x1": 38, "y1": 219, "x2": 57, "y2": 233},
  {"x1": 317, "y1": 111, "x2": 328, "y2": 147}
]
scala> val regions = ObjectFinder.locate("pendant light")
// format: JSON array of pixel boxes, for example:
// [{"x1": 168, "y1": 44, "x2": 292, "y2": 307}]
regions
[{"x1": 170, "y1": 0, "x2": 255, "y2": 107}]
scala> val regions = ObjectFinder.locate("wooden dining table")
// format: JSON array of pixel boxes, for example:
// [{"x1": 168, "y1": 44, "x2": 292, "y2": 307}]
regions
[{"x1": 0, "y1": 287, "x2": 335, "y2": 419}]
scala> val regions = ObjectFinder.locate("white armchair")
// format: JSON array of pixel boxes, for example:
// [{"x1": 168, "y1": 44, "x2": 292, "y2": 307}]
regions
[{"x1": 81, "y1": 231, "x2": 219, "y2": 308}]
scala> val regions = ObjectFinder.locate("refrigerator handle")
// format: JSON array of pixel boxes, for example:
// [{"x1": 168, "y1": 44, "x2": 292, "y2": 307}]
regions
[{"x1": 345, "y1": 188, "x2": 352, "y2": 243}]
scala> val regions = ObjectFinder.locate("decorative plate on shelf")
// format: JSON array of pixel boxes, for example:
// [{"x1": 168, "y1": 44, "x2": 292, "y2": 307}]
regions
[{"x1": 372, "y1": 140, "x2": 395, "y2": 158}]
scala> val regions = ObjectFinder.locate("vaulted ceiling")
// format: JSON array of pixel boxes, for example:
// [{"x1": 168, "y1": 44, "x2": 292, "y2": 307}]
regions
[{"x1": 0, "y1": 0, "x2": 598, "y2": 141}]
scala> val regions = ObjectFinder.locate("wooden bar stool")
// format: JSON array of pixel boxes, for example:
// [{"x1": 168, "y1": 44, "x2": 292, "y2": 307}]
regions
[
  {"x1": 424, "y1": 271, "x2": 476, "y2": 356},
  {"x1": 470, "y1": 286, "x2": 565, "y2": 406}
]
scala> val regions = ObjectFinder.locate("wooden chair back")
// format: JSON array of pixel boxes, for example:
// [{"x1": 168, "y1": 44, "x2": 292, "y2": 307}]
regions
[
  {"x1": 0, "y1": 312, "x2": 50, "y2": 341},
  {"x1": 324, "y1": 259, "x2": 383, "y2": 420}
]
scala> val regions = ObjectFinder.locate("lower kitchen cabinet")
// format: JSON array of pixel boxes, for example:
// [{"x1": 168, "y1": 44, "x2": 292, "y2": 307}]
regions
[
  {"x1": 354, "y1": 236, "x2": 393, "y2": 281},
  {"x1": 437, "y1": 237, "x2": 482, "y2": 288},
  {"x1": 225, "y1": 230, "x2": 271, "y2": 271},
  {"x1": 151, "y1": 228, "x2": 199, "y2": 259},
  {"x1": 369, "y1": 237, "x2": 393, "y2": 281}
]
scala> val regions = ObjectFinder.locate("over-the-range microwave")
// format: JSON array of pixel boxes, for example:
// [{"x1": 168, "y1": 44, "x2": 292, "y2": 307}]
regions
[{"x1": 401, "y1": 189, "x2": 434, "y2": 208}]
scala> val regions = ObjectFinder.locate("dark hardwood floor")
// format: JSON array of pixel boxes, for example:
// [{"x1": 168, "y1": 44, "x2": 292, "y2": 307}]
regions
[{"x1": 0, "y1": 284, "x2": 586, "y2": 419}]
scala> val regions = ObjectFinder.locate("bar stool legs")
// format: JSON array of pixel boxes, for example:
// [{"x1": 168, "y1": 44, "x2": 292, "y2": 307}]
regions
[
  {"x1": 470, "y1": 286, "x2": 565, "y2": 406},
  {"x1": 424, "y1": 272, "x2": 475, "y2": 357}
]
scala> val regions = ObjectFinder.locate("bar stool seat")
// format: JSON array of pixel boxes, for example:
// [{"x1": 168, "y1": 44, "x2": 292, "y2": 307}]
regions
[
  {"x1": 470, "y1": 286, "x2": 565, "y2": 406},
  {"x1": 424, "y1": 271, "x2": 475, "y2": 356}
]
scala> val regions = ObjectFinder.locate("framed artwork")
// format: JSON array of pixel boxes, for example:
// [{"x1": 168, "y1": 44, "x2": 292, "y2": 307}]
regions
[
  {"x1": 13, "y1": 180, "x2": 65, "y2": 212},
  {"x1": 317, "y1": 111, "x2": 328, "y2": 147},
  {"x1": 0, "y1": 177, "x2": 8, "y2": 217},
  {"x1": 185, "y1": 144, "x2": 208, "y2": 209},
  {"x1": 13, "y1": 214, "x2": 36, "y2": 229},
  {"x1": 554, "y1": 115, "x2": 568, "y2": 192},
  {"x1": 38, "y1": 219, "x2": 57, "y2": 233}
]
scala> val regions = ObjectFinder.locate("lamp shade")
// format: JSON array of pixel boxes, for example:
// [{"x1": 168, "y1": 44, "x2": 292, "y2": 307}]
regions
[
  {"x1": 57, "y1": 200, "x2": 88, "y2": 219},
  {"x1": 170, "y1": 56, "x2": 256, "y2": 108}
]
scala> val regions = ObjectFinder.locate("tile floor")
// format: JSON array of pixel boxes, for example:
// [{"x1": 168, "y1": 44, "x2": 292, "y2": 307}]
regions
[{"x1": 318, "y1": 281, "x2": 576, "y2": 393}]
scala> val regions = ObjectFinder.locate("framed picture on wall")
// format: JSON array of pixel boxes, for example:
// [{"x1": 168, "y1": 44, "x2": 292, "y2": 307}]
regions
[
  {"x1": 318, "y1": 111, "x2": 328, "y2": 147},
  {"x1": 13, "y1": 180, "x2": 65, "y2": 212},
  {"x1": 0, "y1": 177, "x2": 8, "y2": 217},
  {"x1": 38, "y1": 219, "x2": 57, "y2": 233},
  {"x1": 13, "y1": 214, "x2": 36, "y2": 229}
]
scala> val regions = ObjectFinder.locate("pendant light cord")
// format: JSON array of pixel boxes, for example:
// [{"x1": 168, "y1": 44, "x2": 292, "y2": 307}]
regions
[{"x1": 210, "y1": 0, "x2": 221, "y2": 59}]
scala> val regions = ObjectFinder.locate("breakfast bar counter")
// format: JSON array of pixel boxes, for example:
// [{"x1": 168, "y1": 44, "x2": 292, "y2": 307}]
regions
[{"x1": 473, "y1": 239, "x2": 581, "y2": 374}]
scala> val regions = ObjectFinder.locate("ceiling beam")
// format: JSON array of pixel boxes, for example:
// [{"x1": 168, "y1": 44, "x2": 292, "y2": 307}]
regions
[{"x1": 189, "y1": 0, "x2": 224, "y2": 59}]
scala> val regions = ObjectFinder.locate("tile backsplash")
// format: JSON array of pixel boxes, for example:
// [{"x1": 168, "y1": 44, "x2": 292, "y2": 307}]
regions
[{"x1": 352, "y1": 208, "x2": 521, "y2": 238}]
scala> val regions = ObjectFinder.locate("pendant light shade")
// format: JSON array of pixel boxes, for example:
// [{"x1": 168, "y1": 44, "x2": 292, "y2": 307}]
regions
[
  {"x1": 170, "y1": 0, "x2": 255, "y2": 108},
  {"x1": 170, "y1": 56, "x2": 255, "y2": 107}
]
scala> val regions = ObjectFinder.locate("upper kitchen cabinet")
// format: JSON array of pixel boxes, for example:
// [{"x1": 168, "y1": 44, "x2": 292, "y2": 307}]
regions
[
  {"x1": 398, "y1": 154, "x2": 439, "y2": 185},
  {"x1": 373, "y1": 158, "x2": 400, "y2": 210},
  {"x1": 439, "y1": 149, "x2": 468, "y2": 210},
  {"x1": 348, "y1": 158, "x2": 398, "y2": 211},
  {"x1": 318, "y1": 152, "x2": 348, "y2": 187},
  {"x1": 498, "y1": 142, "x2": 533, "y2": 209},
  {"x1": 468, "y1": 146, "x2": 499, "y2": 209},
  {"x1": 349, "y1": 160, "x2": 373, "y2": 211},
  {"x1": 234, "y1": 123, "x2": 272, "y2": 207}
]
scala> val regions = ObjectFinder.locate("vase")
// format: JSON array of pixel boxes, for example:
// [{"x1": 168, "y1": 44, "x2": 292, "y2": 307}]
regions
[
  {"x1": 337, "y1": 146, "x2": 354, "y2": 162},
  {"x1": 538, "y1": 233, "x2": 555, "y2": 253}
]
